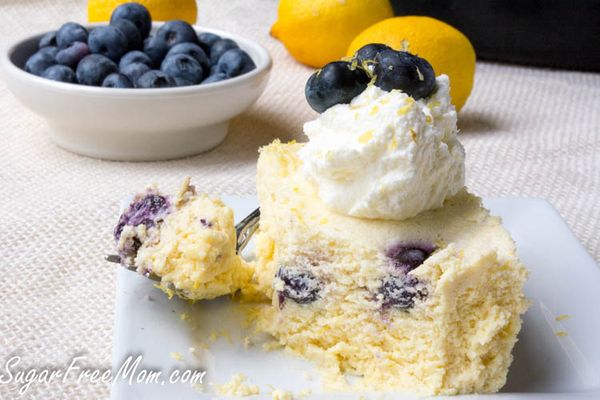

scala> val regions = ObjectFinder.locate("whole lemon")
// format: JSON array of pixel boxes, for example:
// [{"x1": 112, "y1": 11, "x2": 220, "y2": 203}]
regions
[
  {"x1": 348, "y1": 16, "x2": 475, "y2": 111},
  {"x1": 88, "y1": 0, "x2": 197, "y2": 24},
  {"x1": 272, "y1": 0, "x2": 393, "y2": 68}
]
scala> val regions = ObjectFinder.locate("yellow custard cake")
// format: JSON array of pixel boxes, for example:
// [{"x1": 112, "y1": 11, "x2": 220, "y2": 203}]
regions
[
  {"x1": 114, "y1": 178, "x2": 249, "y2": 300},
  {"x1": 251, "y1": 141, "x2": 528, "y2": 395},
  {"x1": 247, "y1": 72, "x2": 528, "y2": 395}
]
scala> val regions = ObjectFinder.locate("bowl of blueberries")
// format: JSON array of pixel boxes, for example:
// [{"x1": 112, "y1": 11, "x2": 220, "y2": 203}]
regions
[{"x1": 0, "y1": 2, "x2": 271, "y2": 161}]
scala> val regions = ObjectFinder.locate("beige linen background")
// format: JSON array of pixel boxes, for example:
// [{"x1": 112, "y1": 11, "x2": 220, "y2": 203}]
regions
[{"x1": 0, "y1": 0, "x2": 599, "y2": 398}]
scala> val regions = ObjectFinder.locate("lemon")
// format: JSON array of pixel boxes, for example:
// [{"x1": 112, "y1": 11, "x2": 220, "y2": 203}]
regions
[
  {"x1": 88, "y1": 0, "x2": 197, "y2": 25},
  {"x1": 271, "y1": 0, "x2": 393, "y2": 68},
  {"x1": 348, "y1": 16, "x2": 476, "y2": 111}
]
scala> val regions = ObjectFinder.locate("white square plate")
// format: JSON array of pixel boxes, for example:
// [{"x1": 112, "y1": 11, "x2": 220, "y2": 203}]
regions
[{"x1": 110, "y1": 197, "x2": 600, "y2": 399}]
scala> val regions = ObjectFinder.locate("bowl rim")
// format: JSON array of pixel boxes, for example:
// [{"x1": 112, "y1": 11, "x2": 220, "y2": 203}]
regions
[{"x1": 0, "y1": 22, "x2": 272, "y2": 97}]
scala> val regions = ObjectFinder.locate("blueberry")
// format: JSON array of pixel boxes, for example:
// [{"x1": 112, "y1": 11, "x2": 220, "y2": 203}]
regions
[
  {"x1": 56, "y1": 22, "x2": 88, "y2": 49},
  {"x1": 386, "y1": 242, "x2": 436, "y2": 273},
  {"x1": 160, "y1": 54, "x2": 203, "y2": 86},
  {"x1": 42, "y1": 65, "x2": 76, "y2": 83},
  {"x1": 136, "y1": 70, "x2": 176, "y2": 88},
  {"x1": 110, "y1": 2, "x2": 152, "y2": 38},
  {"x1": 88, "y1": 26, "x2": 128, "y2": 62},
  {"x1": 380, "y1": 274, "x2": 428, "y2": 310},
  {"x1": 119, "y1": 50, "x2": 153, "y2": 69},
  {"x1": 39, "y1": 31, "x2": 57, "y2": 49},
  {"x1": 215, "y1": 48, "x2": 255, "y2": 77},
  {"x1": 25, "y1": 51, "x2": 56, "y2": 76},
  {"x1": 155, "y1": 20, "x2": 197, "y2": 48},
  {"x1": 76, "y1": 54, "x2": 118, "y2": 86},
  {"x1": 121, "y1": 62, "x2": 150, "y2": 84},
  {"x1": 353, "y1": 43, "x2": 392, "y2": 70},
  {"x1": 111, "y1": 19, "x2": 143, "y2": 51},
  {"x1": 276, "y1": 267, "x2": 322, "y2": 306},
  {"x1": 201, "y1": 72, "x2": 227, "y2": 84},
  {"x1": 55, "y1": 41, "x2": 89, "y2": 69},
  {"x1": 166, "y1": 43, "x2": 210, "y2": 74},
  {"x1": 209, "y1": 38, "x2": 238, "y2": 64},
  {"x1": 115, "y1": 193, "x2": 171, "y2": 239},
  {"x1": 373, "y1": 50, "x2": 436, "y2": 99},
  {"x1": 102, "y1": 73, "x2": 133, "y2": 88},
  {"x1": 197, "y1": 32, "x2": 221, "y2": 55},
  {"x1": 115, "y1": 193, "x2": 171, "y2": 259},
  {"x1": 143, "y1": 36, "x2": 169, "y2": 68},
  {"x1": 305, "y1": 61, "x2": 369, "y2": 113},
  {"x1": 38, "y1": 46, "x2": 59, "y2": 59}
]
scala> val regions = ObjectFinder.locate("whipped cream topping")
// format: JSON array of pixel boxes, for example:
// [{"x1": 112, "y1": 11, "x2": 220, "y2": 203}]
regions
[{"x1": 299, "y1": 75, "x2": 465, "y2": 221}]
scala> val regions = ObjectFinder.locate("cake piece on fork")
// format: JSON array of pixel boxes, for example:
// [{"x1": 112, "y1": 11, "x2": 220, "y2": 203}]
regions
[{"x1": 114, "y1": 178, "x2": 250, "y2": 300}]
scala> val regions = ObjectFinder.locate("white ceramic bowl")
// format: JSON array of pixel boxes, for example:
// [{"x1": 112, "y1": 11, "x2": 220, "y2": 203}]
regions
[{"x1": 0, "y1": 24, "x2": 272, "y2": 161}]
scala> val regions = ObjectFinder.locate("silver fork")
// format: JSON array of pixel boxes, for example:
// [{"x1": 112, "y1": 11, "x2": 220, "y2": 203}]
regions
[{"x1": 104, "y1": 207, "x2": 261, "y2": 282}]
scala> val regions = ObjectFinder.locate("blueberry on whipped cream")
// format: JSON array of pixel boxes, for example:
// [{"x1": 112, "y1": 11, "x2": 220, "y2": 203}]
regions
[
  {"x1": 305, "y1": 45, "x2": 436, "y2": 114},
  {"x1": 114, "y1": 189, "x2": 171, "y2": 264},
  {"x1": 352, "y1": 43, "x2": 392, "y2": 70},
  {"x1": 372, "y1": 49, "x2": 436, "y2": 99},
  {"x1": 305, "y1": 61, "x2": 370, "y2": 113}
]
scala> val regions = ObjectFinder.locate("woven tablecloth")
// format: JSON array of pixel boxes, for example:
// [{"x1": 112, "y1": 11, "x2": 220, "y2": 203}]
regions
[{"x1": 0, "y1": 0, "x2": 599, "y2": 398}]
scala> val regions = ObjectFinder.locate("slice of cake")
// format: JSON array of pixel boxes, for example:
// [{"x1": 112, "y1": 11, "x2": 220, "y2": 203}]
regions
[
  {"x1": 252, "y1": 141, "x2": 528, "y2": 395},
  {"x1": 114, "y1": 178, "x2": 249, "y2": 300},
  {"x1": 248, "y1": 63, "x2": 528, "y2": 395}
]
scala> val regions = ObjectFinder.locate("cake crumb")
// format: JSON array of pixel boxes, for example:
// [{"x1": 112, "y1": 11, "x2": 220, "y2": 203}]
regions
[
  {"x1": 271, "y1": 389, "x2": 293, "y2": 399},
  {"x1": 170, "y1": 352, "x2": 184, "y2": 361},
  {"x1": 298, "y1": 388, "x2": 312, "y2": 398},
  {"x1": 180, "y1": 312, "x2": 190, "y2": 321},
  {"x1": 196, "y1": 341, "x2": 209, "y2": 350},
  {"x1": 243, "y1": 336, "x2": 253, "y2": 349},
  {"x1": 220, "y1": 330, "x2": 233, "y2": 344},
  {"x1": 175, "y1": 176, "x2": 196, "y2": 206},
  {"x1": 215, "y1": 373, "x2": 260, "y2": 397},
  {"x1": 555, "y1": 314, "x2": 571, "y2": 321},
  {"x1": 262, "y1": 341, "x2": 283, "y2": 351},
  {"x1": 155, "y1": 284, "x2": 175, "y2": 299},
  {"x1": 192, "y1": 383, "x2": 205, "y2": 393},
  {"x1": 207, "y1": 329, "x2": 233, "y2": 344},
  {"x1": 555, "y1": 331, "x2": 568, "y2": 337}
]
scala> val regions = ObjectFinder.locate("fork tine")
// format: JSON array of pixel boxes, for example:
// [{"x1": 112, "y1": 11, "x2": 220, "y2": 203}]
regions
[
  {"x1": 236, "y1": 207, "x2": 260, "y2": 253},
  {"x1": 104, "y1": 254, "x2": 122, "y2": 264}
]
